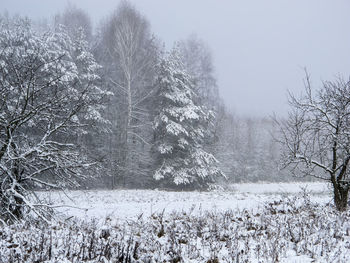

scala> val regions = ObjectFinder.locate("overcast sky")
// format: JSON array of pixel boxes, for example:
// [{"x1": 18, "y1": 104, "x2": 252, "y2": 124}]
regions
[{"x1": 2, "y1": 0, "x2": 350, "y2": 116}]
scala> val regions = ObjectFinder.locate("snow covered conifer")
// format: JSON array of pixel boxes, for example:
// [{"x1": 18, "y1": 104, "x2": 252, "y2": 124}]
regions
[{"x1": 153, "y1": 47, "x2": 224, "y2": 189}]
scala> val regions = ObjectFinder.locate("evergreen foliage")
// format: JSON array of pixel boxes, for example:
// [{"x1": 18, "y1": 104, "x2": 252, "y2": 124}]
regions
[{"x1": 153, "y1": 48, "x2": 224, "y2": 189}]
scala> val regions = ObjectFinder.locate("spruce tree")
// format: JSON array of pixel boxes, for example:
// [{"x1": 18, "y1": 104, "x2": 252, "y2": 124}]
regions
[{"x1": 153, "y1": 47, "x2": 224, "y2": 190}]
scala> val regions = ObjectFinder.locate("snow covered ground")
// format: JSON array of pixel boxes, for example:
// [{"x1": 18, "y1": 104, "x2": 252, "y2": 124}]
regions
[
  {"x1": 3, "y1": 182, "x2": 348, "y2": 263},
  {"x1": 41, "y1": 182, "x2": 332, "y2": 222}
]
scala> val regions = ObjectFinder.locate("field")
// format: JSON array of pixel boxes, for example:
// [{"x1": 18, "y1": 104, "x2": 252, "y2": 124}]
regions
[
  {"x1": 3, "y1": 182, "x2": 350, "y2": 263},
  {"x1": 43, "y1": 182, "x2": 332, "y2": 222}
]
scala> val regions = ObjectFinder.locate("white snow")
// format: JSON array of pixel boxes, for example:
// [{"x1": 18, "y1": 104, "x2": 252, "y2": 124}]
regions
[
  {"x1": 3, "y1": 182, "x2": 345, "y2": 262},
  {"x1": 40, "y1": 182, "x2": 332, "y2": 222}
]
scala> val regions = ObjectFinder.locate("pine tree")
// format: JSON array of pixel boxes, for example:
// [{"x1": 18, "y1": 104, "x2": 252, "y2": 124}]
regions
[{"x1": 153, "y1": 48, "x2": 224, "y2": 190}]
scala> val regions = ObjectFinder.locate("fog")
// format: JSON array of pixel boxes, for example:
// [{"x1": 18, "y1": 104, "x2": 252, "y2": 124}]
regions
[
  {"x1": 3, "y1": 2, "x2": 350, "y2": 257},
  {"x1": 2, "y1": 0, "x2": 350, "y2": 116}
]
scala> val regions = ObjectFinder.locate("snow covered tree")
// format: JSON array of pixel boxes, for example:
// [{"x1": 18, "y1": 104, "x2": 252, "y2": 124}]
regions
[
  {"x1": 0, "y1": 18, "x2": 109, "y2": 222},
  {"x1": 153, "y1": 48, "x2": 224, "y2": 190},
  {"x1": 276, "y1": 73, "x2": 350, "y2": 211},
  {"x1": 64, "y1": 26, "x2": 112, "y2": 184}
]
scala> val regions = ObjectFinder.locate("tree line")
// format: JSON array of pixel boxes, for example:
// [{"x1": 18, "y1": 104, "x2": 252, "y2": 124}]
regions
[
  {"x1": 54, "y1": 2, "x2": 350, "y2": 212},
  {"x1": 53, "y1": 3, "x2": 288, "y2": 189},
  {"x1": 0, "y1": 2, "x2": 318, "y2": 222}
]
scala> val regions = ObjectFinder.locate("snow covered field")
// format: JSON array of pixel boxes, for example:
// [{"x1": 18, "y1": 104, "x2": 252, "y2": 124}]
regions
[
  {"x1": 4, "y1": 182, "x2": 350, "y2": 263},
  {"x1": 42, "y1": 182, "x2": 332, "y2": 221}
]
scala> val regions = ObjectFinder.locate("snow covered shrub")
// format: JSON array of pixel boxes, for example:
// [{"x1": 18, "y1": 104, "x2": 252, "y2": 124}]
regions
[{"x1": 2, "y1": 195, "x2": 350, "y2": 262}]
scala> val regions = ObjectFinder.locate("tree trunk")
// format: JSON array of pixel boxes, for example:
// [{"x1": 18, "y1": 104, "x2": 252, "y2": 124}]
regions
[
  {"x1": 124, "y1": 75, "x2": 132, "y2": 188},
  {"x1": 333, "y1": 182, "x2": 349, "y2": 212},
  {"x1": 12, "y1": 188, "x2": 24, "y2": 220},
  {"x1": 116, "y1": 128, "x2": 128, "y2": 188}
]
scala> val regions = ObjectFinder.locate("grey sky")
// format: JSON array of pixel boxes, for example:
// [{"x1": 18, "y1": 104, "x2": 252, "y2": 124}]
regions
[{"x1": 2, "y1": 0, "x2": 350, "y2": 116}]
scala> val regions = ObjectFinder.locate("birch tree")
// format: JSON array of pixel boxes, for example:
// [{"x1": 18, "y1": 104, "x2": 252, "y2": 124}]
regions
[{"x1": 98, "y1": 2, "x2": 159, "y2": 187}]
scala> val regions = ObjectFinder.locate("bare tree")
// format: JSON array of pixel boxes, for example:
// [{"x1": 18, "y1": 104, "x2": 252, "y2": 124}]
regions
[
  {"x1": 97, "y1": 2, "x2": 159, "y2": 187},
  {"x1": 179, "y1": 34, "x2": 219, "y2": 109},
  {"x1": 276, "y1": 73, "x2": 350, "y2": 211},
  {"x1": 54, "y1": 4, "x2": 93, "y2": 41}
]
